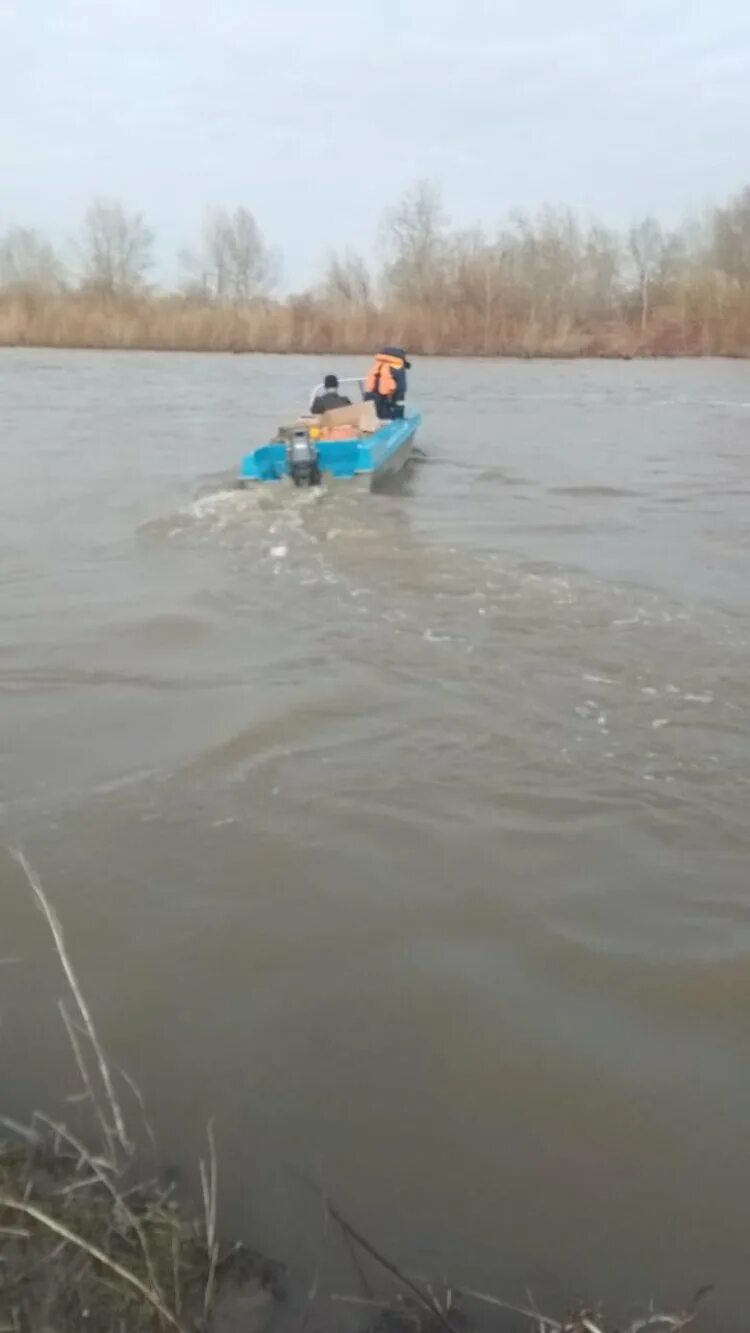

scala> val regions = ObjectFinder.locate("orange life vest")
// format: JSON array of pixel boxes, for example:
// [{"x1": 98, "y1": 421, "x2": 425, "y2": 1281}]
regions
[{"x1": 364, "y1": 352, "x2": 403, "y2": 398}]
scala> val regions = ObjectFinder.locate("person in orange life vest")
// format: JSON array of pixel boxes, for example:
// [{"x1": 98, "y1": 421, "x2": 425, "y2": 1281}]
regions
[{"x1": 363, "y1": 347, "x2": 411, "y2": 419}]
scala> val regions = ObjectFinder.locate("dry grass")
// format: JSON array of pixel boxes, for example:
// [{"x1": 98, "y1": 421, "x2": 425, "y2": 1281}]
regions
[
  {"x1": 1, "y1": 289, "x2": 749, "y2": 358},
  {"x1": 0, "y1": 851, "x2": 281, "y2": 1333},
  {"x1": 0, "y1": 1131, "x2": 278, "y2": 1333}
]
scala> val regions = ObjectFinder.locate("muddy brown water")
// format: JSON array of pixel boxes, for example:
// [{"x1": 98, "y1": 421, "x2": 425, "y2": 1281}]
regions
[{"x1": 2, "y1": 350, "x2": 749, "y2": 1326}]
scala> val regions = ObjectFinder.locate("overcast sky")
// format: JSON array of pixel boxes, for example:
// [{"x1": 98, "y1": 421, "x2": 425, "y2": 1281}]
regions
[{"x1": 1, "y1": 0, "x2": 749, "y2": 288}]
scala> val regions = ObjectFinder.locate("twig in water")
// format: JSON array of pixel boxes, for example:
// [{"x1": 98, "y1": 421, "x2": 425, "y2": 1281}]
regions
[
  {"x1": 326, "y1": 1198, "x2": 456, "y2": 1333},
  {"x1": 11, "y1": 848, "x2": 132, "y2": 1157},
  {"x1": 526, "y1": 1286, "x2": 548, "y2": 1333},
  {"x1": 62, "y1": 1007, "x2": 159, "y2": 1154},
  {"x1": 459, "y1": 1287, "x2": 563, "y2": 1330},
  {"x1": 331, "y1": 1294, "x2": 392, "y2": 1309},
  {"x1": 58, "y1": 1001, "x2": 116, "y2": 1163},
  {"x1": 171, "y1": 1226, "x2": 182, "y2": 1318},
  {"x1": 332, "y1": 1293, "x2": 422, "y2": 1330},
  {"x1": 0, "y1": 1193, "x2": 184, "y2": 1331},
  {"x1": 199, "y1": 1118, "x2": 219, "y2": 1320},
  {"x1": 298, "y1": 1163, "x2": 332, "y2": 1333},
  {"x1": 342, "y1": 1219, "x2": 374, "y2": 1299},
  {"x1": 0, "y1": 1117, "x2": 41, "y2": 1148},
  {"x1": 625, "y1": 1288, "x2": 714, "y2": 1333},
  {"x1": 116, "y1": 1064, "x2": 159, "y2": 1153}
]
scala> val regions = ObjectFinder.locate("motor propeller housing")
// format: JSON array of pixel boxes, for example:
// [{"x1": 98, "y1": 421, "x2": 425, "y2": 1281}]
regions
[{"x1": 287, "y1": 426, "x2": 321, "y2": 487}]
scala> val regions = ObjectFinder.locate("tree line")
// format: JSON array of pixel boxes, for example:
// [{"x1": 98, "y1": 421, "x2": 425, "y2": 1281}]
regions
[{"x1": 1, "y1": 183, "x2": 750, "y2": 356}]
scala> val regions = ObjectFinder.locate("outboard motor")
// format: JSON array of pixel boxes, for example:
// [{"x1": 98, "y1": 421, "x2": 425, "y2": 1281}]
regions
[{"x1": 287, "y1": 426, "x2": 321, "y2": 488}]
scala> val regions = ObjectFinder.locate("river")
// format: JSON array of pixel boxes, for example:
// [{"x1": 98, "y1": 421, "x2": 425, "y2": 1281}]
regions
[{"x1": 2, "y1": 349, "x2": 749, "y2": 1327}]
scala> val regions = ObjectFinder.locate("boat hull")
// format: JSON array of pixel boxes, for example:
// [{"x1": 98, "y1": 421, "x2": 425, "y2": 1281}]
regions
[{"x1": 239, "y1": 413, "x2": 421, "y2": 484}]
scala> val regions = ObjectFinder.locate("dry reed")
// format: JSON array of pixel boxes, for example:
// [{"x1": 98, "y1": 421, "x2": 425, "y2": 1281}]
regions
[
  {"x1": 0, "y1": 850, "x2": 280, "y2": 1332},
  {"x1": 1, "y1": 288, "x2": 749, "y2": 358}
]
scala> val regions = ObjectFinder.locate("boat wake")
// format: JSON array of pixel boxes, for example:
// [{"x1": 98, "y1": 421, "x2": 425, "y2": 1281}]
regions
[{"x1": 138, "y1": 479, "x2": 328, "y2": 542}]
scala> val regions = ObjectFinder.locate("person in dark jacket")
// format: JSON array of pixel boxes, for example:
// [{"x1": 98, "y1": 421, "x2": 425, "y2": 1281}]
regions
[{"x1": 311, "y1": 374, "x2": 351, "y2": 415}]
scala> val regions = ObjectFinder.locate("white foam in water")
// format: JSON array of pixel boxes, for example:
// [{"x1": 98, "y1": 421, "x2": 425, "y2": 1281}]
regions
[
  {"x1": 187, "y1": 488, "x2": 257, "y2": 525},
  {"x1": 148, "y1": 479, "x2": 331, "y2": 556}
]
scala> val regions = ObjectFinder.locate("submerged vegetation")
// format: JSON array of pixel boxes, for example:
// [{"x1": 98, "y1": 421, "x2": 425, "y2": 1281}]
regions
[
  {"x1": 2, "y1": 183, "x2": 750, "y2": 357},
  {"x1": 1, "y1": 851, "x2": 713, "y2": 1332}
]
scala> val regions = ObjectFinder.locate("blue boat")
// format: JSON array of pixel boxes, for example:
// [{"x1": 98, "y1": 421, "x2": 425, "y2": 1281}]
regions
[{"x1": 239, "y1": 378, "x2": 421, "y2": 487}]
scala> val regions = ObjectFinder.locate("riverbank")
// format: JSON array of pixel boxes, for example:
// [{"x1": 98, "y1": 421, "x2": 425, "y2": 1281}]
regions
[
  {"x1": 0, "y1": 854, "x2": 283, "y2": 1332},
  {"x1": 1, "y1": 291, "x2": 749, "y2": 359},
  {"x1": 1, "y1": 1124, "x2": 710, "y2": 1333},
  {"x1": 0, "y1": 1130, "x2": 283, "y2": 1332},
  {"x1": 1, "y1": 852, "x2": 715, "y2": 1333}
]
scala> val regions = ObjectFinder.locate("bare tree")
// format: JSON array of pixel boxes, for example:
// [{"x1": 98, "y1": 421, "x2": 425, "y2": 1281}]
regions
[
  {"x1": 0, "y1": 228, "x2": 66, "y2": 293},
  {"x1": 582, "y1": 224, "x2": 621, "y2": 319},
  {"x1": 443, "y1": 228, "x2": 507, "y2": 352},
  {"x1": 320, "y1": 251, "x2": 371, "y2": 305},
  {"x1": 181, "y1": 208, "x2": 276, "y2": 304},
  {"x1": 78, "y1": 198, "x2": 153, "y2": 297},
  {"x1": 628, "y1": 217, "x2": 664, "y2": 332},
  {"x1": 712, "y1": 186, "x2": 750, "y2": 282},
  {"x1": 382, "y1": 179, "x2": 447, "y2": 306}
]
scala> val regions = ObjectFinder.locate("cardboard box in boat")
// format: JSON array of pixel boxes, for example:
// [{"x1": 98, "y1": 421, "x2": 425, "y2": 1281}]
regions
[
  {"x1": 276, "y1": 402, "x2": 379, "y2": 440},
  {"x1": 275, "y1": 416, "x2": 315, "y2": 441},
  {"x1": 320, "y1": 401, "x2": 379, "y2": 435}
]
